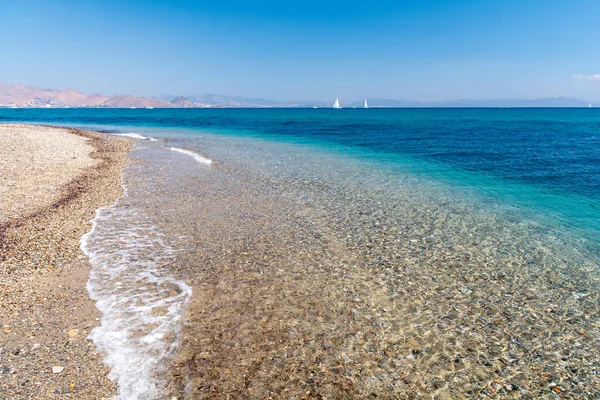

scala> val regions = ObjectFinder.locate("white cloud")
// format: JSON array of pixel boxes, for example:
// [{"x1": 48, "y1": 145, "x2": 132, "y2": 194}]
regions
[{"x1": 573, "y1": 74, "x2": 600, "y2": 80}]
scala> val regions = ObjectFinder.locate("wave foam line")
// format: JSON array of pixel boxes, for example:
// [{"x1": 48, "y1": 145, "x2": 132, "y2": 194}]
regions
[
  {"x1": 81, "y1": 192, "x2": 191, "y2": 400},
  {"x1": 168, "y1": 147, "x2": 213, "y2": 165},
  {"x1": 114, "y1": 133, "x2": 159, "y2": 141}
]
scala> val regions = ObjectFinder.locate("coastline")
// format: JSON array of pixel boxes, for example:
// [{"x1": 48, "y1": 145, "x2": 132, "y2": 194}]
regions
[
  {"x1": 0, "y1": 124, "x2": 132, "y2": 399},
  {"x1": 1, "y1": 117, "x2": 599, "y2": 399}
]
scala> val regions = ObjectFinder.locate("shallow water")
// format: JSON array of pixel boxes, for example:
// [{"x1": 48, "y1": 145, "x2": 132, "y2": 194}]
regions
[
  {"x1": 80, "y1": 165, "x2": 192, "y2": 400},
  {"x1": 2, "y1": 109, "x2": 600, "y2": 398},
  {"x1": 128, "y1": 134, "x2": 600, "y2": 398}
]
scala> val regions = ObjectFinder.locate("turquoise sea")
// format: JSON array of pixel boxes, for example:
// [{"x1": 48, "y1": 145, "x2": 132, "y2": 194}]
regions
[
  {"x1": 3, "y1": 108, "x2": 599, "y2": 236},
  {"x1": 2, "y1": 108, "x2": 600, "y2": 398}
]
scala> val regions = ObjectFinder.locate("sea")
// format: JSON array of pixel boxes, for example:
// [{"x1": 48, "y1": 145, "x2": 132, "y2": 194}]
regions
[{"x1": 2, "y1": 108, "x2": 599, "y2": 398}]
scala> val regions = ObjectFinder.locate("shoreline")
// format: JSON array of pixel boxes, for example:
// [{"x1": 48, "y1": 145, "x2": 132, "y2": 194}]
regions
[
  {"x1": 2, "y1": 120, "x2": 599, "y2": 399},
  {"x1": 0, "y1": 124, "x2": 132, "y2": 399}
]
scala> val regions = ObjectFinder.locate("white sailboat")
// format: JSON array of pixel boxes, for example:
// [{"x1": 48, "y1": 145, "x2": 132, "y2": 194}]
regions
[
  {"x1": 589, "y1": 103, "x2": 593, "y2": 108},
  {"x1": 333, "y1": 98, "x2": 342, "y2": 109},
  {"x1": 364, "y1": 99, "x2": 369, "y2": 108}
]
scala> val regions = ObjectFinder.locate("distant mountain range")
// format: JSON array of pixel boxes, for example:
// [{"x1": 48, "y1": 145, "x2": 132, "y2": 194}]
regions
[
  {"x1": 151, "y1": 93, "x2": 317, "y2": 108},
  {"x1": 352, "y1": 97, "x2": 593, "y2": 108},
  {"x1": 0, "y1": 83, "x2": 180, "y2": 108},
  {"x1": 0, "y1": 83, "x2": 594, "y2": 109}
]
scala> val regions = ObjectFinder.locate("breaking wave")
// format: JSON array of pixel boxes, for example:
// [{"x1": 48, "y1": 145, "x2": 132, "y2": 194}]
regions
[
  {"x1": 168, "y1": 147, "x2": 213, "y2": 165},
  {"x1": 114, "y1": 133, "x2": 159, "y2": 141},
  {"x1": 81, "y1": 191, "x2": 191, "y2": 399}
]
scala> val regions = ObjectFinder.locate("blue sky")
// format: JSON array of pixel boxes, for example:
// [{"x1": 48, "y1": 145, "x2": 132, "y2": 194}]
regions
[{"x1": 1, "y1": 0, "x2": 599, "y2": 101}]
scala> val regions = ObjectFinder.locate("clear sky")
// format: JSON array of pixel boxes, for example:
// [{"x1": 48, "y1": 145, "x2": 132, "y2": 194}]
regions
[{"x1": 1, "y1": 0, "x2": 599, "y2": 101}]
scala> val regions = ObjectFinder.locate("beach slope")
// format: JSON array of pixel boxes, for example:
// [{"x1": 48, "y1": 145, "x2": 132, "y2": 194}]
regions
[{"x1": 0, "y1": 124, "x2": 131, "y2": 399}]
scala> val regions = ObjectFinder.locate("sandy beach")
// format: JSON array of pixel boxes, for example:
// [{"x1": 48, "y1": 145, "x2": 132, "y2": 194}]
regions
[{"x1": 0, "y1": 124, "x2": 131, "y2": 399}]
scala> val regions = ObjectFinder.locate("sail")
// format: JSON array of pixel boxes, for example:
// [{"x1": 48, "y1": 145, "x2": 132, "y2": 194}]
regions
[
  {"x1": 364, "y1": 99, "x2": 369, "y2": 108},
  {"x1": 333, "y1": 98, "x2": 341, "y2": 109}
]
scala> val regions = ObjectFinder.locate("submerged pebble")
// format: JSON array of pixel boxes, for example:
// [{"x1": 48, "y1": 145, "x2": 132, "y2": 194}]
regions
[{"x1": 116, "y1": 140, "x2": 600, "y2": 399}]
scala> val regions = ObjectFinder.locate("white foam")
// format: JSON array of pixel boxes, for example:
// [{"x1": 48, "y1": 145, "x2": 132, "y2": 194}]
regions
[
  {"x1": 81, "y1": 191, "x2": 191, "y2": 400},
  {"x1": 114, "y1": 133, "x2": 159, "y2": 141},
  {"x1": 168, "y1": 147, "x2": 213, "y2": 165}
]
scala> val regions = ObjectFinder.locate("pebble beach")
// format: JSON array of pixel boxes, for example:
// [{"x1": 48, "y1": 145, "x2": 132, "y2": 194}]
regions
[{"x1": 0, "y1": 124, "x2": 131, "y2": 399}]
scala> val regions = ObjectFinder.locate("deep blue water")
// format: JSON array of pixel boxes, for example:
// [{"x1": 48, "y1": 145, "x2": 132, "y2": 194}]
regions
[{"x1": 2, "y1": 108, "x2": 599, "y2": 237}]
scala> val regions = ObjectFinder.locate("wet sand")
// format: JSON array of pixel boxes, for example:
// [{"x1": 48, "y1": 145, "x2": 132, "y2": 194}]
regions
[{"x1": 0, "y1": 124, "x2": 131, "y2": 399}]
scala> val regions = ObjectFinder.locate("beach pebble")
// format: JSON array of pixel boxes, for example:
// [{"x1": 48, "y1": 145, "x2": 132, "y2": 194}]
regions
[
  {"x1": 67, "y1": 329, "x2": 79, "y2": 337},
  {"x1": 51, "y1": 366, "x2": 64, "y2": 374}
]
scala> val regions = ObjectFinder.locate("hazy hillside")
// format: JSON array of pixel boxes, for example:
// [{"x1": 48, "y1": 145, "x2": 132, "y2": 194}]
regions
[
  {"x1": 0, "y1": 83, "x2": 175, "y2": 108},
  {"x1": 171, "y1": 96, "x2": 197, "y2": 108},
  {"x1": 102, "y1": 95, "x2": 175, "y2": 108},
  {"x1": 0, "y1": 83, "x2": 594, "y2": 108},
  {"x1": 347, "y1": 97, "x2": 592, "y2": 108}
]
